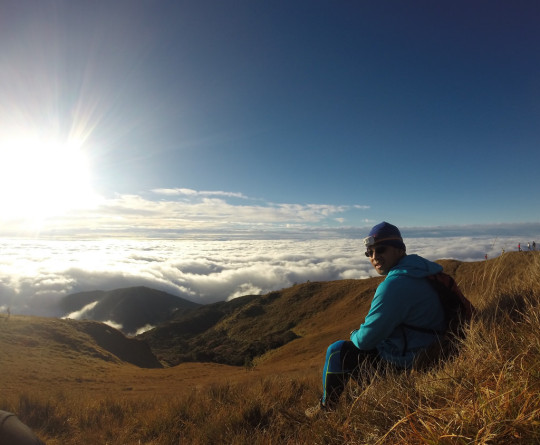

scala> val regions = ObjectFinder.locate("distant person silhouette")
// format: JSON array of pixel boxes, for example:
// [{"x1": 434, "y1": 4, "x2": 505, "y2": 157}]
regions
[
  {"x1": 533, "y1": 241, "x2": 536, "y2": 251},
  {"x1": 518, "y1": 243, "x2": 522, "y2": 252},
  {"x1": 0, "y1": 411, "x2": 45, "y2": 444}
]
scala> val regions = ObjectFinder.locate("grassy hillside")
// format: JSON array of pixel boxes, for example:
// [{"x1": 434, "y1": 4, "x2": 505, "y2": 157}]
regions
[
  {"x1": 140, "y1": 278, "x2": 380, "y2": 366},
  {"x1": 1, "y1": 251, "x2": 539, "y2": 444},
  {"x1": 0, "y1": 316, "x2": 162, "y2": 370},
  {"x1": 60, "y1": 286, "x2": 201, "y2": 335}
]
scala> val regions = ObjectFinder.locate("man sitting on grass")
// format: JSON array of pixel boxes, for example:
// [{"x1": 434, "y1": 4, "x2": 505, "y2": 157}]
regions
[{"x1": 306, "y1": 222, "x2": 449, "y2": 418}]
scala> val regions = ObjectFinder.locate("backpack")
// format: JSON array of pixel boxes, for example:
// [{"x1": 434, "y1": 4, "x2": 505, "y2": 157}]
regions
[
  {"x1": 401, "y1": 272, "x2": 476, "y2": 367},
  {"x1": 425, "y1": 272, "x2": 475, "y2": 337}
]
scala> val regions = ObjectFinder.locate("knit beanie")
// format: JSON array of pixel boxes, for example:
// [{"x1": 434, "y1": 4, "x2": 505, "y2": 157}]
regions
[{"x1": 364, "y1": 221, "x2": 406, "y2": 251}]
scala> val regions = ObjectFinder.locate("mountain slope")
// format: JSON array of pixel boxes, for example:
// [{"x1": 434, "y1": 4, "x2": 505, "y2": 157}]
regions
[
  {"x1": 0, "y1": 316, "x2": 162, "y2": 369},
  {"x1": 139, "y1": 277, "x2": 382, "y2": 366},
  {"x1": 60, "y1": 286, "x2": 201, "y2": 335}
]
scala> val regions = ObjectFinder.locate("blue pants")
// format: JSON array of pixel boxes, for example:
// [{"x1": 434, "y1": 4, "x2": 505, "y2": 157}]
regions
[{"x1": 321, "y1": 340, "x2": 383, "y2": 407}]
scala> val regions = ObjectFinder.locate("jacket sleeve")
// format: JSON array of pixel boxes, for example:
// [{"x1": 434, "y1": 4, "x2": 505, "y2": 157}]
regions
[{"x1": 350, "y1": 277, "x2": 407, "y2": 350}]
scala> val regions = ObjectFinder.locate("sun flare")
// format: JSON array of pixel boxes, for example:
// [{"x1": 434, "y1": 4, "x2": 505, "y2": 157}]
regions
[{"x1": 0, "y1": 132, "x2": 100, "y2": 226}]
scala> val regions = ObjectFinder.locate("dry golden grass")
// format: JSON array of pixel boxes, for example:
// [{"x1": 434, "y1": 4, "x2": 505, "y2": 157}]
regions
[{"x1": 1, "y1": 251, "x2": 539, "y2": 444}]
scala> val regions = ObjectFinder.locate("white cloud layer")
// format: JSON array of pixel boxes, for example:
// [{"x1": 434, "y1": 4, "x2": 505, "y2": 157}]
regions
[{"x1": 0, "y1": 227, "x2": 538, "y2": 318}]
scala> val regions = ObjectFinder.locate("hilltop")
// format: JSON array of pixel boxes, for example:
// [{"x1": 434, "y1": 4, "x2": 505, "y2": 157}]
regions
[
  {"x1": 0, "y1": 315, "x2": 161, "y2": 369},
  {"x1": 59, "y1": 286, "x2": 201, "y2": 335}
]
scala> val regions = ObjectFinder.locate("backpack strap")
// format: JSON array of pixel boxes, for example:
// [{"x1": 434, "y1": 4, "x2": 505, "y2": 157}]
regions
[
  {"x1": 399, "y1": 323, "x2": 444, "y2": 356},
  {"x1": 400, "y1": 273, "x2": 475, "y2": 362},
  {"x1": 398, "y1": 274, "x2": 449, "y2": 356},
  {"x1": 401, "y1": 323, "x2": 445, "y2": 336}
]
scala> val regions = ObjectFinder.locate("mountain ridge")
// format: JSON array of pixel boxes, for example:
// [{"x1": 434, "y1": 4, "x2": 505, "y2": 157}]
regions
[
  {"x1": 60, "y1": 286, "x2": 201, "y2": 335},
  {"x1": 0, "y1": 315, "x2": 162, "y2": 369},
  {"x1": 139, "y1": 277, "x2": 382, "y2": 366}
]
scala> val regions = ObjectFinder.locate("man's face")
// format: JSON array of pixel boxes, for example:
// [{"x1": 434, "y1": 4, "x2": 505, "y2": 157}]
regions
[{"x1": 365, "y1": 245, "x2": 405, "y2": 275}]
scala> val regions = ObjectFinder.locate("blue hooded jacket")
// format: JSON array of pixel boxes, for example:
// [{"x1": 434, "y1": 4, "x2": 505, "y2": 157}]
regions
[{"x1": 350, "y1": 254, "x2": 445, "y2": 368}]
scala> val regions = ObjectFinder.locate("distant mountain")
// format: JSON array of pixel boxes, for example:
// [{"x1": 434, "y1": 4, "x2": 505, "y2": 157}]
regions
[
  {"x1": 60, "y1": 286, "x2": 201, "y2": 335},
  {"x1": 70, "y1": 319, "x2": 163, "y2": 368}
]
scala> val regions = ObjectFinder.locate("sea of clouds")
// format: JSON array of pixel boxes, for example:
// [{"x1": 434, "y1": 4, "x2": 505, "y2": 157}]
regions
[{"x1": 0, "y1": 232, "x2": 536, "y2": 319}]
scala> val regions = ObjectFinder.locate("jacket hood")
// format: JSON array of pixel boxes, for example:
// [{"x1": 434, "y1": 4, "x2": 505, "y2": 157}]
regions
[{"x1": 388, "y1": 254, "x2": 442, "y2": 279}]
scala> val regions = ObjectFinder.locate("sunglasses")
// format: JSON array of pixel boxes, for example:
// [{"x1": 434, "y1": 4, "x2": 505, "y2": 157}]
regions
[{"x1": 365, "y1": 246, "x2": 388, "y2": 258}]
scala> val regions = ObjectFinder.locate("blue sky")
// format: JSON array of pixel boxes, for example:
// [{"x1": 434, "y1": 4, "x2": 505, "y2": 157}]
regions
[{"x1": 1, "y1": 1, "x2": 539, "y2": 238}]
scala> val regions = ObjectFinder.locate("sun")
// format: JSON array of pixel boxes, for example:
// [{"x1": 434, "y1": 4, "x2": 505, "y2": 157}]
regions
[{"x1": 0, "y1": 132, "x2": 100, "y2": 226}]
